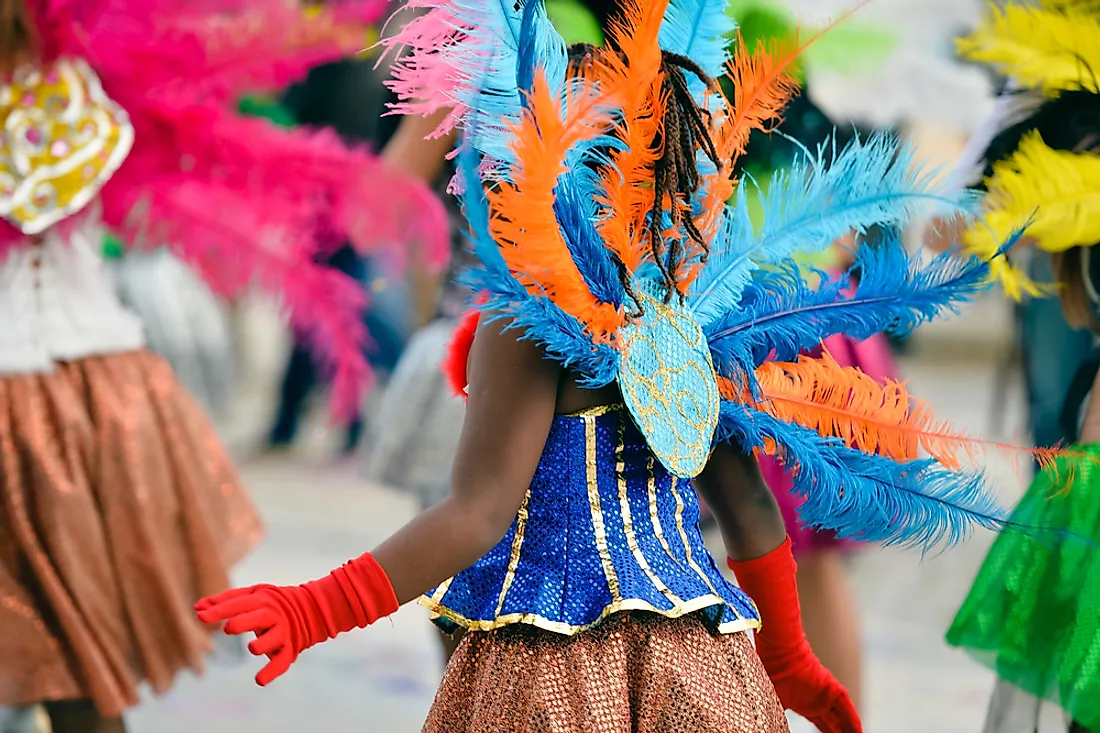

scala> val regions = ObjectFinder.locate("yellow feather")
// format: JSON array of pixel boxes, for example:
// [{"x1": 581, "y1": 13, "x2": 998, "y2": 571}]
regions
[
  {"x1": 957, "y1": 4, "x2": 1100, "y2": 95},
  {"x1": 962, "y1": 131, "x2": 1100, "y2": 299}
]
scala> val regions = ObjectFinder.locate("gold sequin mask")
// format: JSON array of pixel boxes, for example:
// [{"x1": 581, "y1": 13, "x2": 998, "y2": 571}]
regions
[{"x1": 0, "y1": 58, "x2": 134, "y2": 234}]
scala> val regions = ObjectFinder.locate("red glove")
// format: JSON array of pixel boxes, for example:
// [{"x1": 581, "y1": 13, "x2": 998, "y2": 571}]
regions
[
  {"x1": 728, "y1": 538, "x2": 862, "y2": 733},
  {"x1": 194, "y1": 553, "x2": 398, "y2": 686}
]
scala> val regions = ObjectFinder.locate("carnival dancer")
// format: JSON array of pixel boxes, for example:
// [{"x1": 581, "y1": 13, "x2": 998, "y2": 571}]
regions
[
  {"x1": 198, "y1": 1, "x2": 1039, "y2": 730},
  {"x1": 944, "y1": 3, "x2": 1100, "y2": 731},
  {"x1": 0, "y1": 1, "x2": 445, "y2": 731}
]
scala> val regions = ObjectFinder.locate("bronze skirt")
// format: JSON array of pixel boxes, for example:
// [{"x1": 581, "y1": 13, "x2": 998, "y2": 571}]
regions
[
  {"x1": 424, "y1": 612, "x2": 790, "y2": 733},
  {"x1": 0, "y1": 350, "x2": 262, "y2": 716}
]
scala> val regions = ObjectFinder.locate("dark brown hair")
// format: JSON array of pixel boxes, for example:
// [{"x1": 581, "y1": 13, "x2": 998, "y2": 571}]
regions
[
  {"x1": 0, "y1": 0, "x2": 36, "y2": 73},
  {"x1": 1052, "y1": 247, "x2": 1100, "y2": 333},
  {"x1": 567, "y1": 42, "x2": 721, "y2": 305}
]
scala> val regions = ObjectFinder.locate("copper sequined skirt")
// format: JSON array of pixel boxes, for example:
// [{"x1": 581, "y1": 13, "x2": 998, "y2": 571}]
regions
[
  {"x1": 0, "y1": 349, "x2": 263, "y2": 716},
  {"x1": 424, "y1": 612, "x2": 790, "y2": 733}
]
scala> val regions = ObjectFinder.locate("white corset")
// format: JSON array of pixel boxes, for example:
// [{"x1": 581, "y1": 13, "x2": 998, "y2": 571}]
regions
[{"x1": 0, "y1": 219, "x2": 145, "y2": 374}]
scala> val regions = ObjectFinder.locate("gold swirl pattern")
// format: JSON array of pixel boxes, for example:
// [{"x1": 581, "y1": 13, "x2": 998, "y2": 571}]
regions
[
  {"x1": 618, "y1": 278, "x2": 720, "y2": 479},
  {"x1": 0, "y1": 58, "x2": 134, "y2": 234}
]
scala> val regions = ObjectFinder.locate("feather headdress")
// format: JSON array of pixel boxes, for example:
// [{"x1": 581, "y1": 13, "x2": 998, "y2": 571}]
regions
[
  {"x1": 956, "y1": 1, "x2": 1100, "y2": 296},
  {"x1": 10, "y1": 0, "x2": 449, "y2": 418},
  {"x1": 388, "y1": 0, "x2": 1045, "y2": 550}
]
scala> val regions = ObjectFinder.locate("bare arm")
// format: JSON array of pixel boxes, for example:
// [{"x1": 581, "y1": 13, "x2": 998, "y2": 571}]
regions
[
  {"x1": 371, "y1": 317, "x2": 561, "y2": 603},
  {"x1": 1078, "y1": 366, "x2": 1100, "y2": 443},
  {"x1": 381, "y1": 107, "x2": 457, "y2": 183},
  {"x1": 694, "y1": 444, "x2": 787, "y2": 562}
]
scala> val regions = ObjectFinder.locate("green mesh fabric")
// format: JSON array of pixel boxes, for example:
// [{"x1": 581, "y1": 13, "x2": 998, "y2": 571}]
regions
[
  {"x1": 947, "y1": 443, "x2": 1100, "y2": 732},
  {"x1": 237, "y1": 95, "x2": 296, "y2": 127},
  {"x1": 103, "y1": 232, "x2": 125, "y2": 259}
]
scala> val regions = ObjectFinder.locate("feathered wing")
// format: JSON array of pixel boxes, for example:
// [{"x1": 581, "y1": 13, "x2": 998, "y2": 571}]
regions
[
  {"x1": 745, "y1": 350, "x2": 1076, "y2": 472},
  {"x1": 956, "y1": 3, "x2": 1100, "y2": 95},
  {"x1": 717, "y1": 402, "x2": 1013, "y2": 550},
  {"x1": 691, "y1": 134, "x2": 980, "y2": 327},
  {"x1": 704, "y1": 232, "x2": 1001, "y2": 374},
  {"x1": 962, "y1": 131, "x2": 1100, "y2": 298}
]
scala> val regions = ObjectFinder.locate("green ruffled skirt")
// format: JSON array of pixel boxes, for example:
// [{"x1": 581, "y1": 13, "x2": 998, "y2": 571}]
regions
[{"x1": 947, "y1": 443, "x2": 1100, "y2": 731}]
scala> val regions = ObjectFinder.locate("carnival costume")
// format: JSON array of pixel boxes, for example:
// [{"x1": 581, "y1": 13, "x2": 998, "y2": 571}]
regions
[
  {"x1": 0, "y1": 0, "x2": 446, "y2": 716},
  {"x1": 198, "y1": 0, "x2": 1044, "y2": 729},
  {"x1": 946, "y1": 3, "x2": 1100, "y2": 731}
]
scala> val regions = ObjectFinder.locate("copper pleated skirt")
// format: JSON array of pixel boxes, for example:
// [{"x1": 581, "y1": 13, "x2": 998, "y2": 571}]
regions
[
  {"x1": 0, "y1": 349, "x2": 263, "y2": 716},
  {"x1": 424, "y1": 612, "x2": 790, "y2": 733}
]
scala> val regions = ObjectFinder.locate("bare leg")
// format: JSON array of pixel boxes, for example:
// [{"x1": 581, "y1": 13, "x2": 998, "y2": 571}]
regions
[
  {"x1": 795, "y1": 550, "x2": 863, "y2": 712},
  {"x1": 43, "y1": 701, "x2": 126, "y2": 733}
]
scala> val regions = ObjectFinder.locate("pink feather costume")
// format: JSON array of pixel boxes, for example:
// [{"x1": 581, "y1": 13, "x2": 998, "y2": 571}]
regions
[{"x1": 0, "y1": 0, "x2": 445, "y2": 717}]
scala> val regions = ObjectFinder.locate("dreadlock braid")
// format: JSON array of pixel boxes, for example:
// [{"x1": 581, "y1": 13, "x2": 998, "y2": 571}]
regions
[{"x1": 566, "y1": 42, "x2": 722, "y2": 307}]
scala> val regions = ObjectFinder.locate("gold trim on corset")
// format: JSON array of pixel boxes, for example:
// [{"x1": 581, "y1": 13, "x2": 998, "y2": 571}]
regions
[
  {"x1": 563, "y1": 403, "x2": 623, "y2": 418},
  {"x1": 418, "y1": 594, "x2": 759, "y2": 636},
  {"x1": 585, "y1": 414, "x2": 622, "y2": 601},
  {"x1": 428, "y1": 577, "x2": 453, "y2": 605},
  {"x1": 616, "y1": 414, "x2": 685, "y2": 608},
  {"x1": 647, "y1": 455, "x2": 681, "y2": 565},
  {"x1": 493, "y1": 489, "x2": 531, "y2": 617},
  {"x1": 672, "y1": 478, "x2": 749, "y2": 621}
]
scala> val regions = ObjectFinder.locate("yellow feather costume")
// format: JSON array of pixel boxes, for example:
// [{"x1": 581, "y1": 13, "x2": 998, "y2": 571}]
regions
[{"x1": 957, "y1": 1, "x2": 1100, "y2": 298}]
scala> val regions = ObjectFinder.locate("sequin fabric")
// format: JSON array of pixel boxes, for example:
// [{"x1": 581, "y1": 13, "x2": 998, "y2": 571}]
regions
[
  {"x1": 421, "y1": 405, "x2": 760, "y2": 635},
  {"x1": 0, "y1": 350, "x2": 263, "y2": 715},
  {"x1": 424, "y1": 612, "x2": 789, "y2": 733},
  {"x1": 619, "y1": 277, "x2": 719, "y2": 479},
  {"x1": 947, "y1": 443, "x2": 1100, "y2": 732},
  {"x1": 0, "y1": 59, "x2": 134, "y2": 235}
]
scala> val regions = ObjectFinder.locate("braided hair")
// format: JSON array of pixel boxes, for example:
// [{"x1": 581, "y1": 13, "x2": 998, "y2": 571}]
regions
[{"x1": 566, "y1": 42, "x2": 722, "y2": 305}]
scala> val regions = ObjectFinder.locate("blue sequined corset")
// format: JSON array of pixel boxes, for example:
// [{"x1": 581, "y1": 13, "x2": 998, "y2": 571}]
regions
[{"x1": 420, "y1": 405, "x2": 760, "y2": 636}]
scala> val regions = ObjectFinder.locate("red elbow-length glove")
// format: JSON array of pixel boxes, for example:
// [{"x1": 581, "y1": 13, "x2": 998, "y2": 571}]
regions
[
  {"x1": 728, "y1": 537, "x2": 862, "y2": 733},
  {"x1": 194, "y1": 553, "x2": 398, "y2": 686}
]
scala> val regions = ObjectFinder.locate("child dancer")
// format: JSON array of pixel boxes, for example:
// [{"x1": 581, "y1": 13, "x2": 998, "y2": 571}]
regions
[
  {"x1": 199, "y1": 1, "x2": 1035, "y2": 730},
  {"x1": 0, "y1": 1, "x2": 444, "y2": 731},
  {"x1": 945, "y1": 3, "x2": 1100, "y2": 731}
]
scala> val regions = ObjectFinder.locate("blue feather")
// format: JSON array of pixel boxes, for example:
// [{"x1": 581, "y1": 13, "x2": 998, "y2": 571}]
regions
[
  {"x1": 717, "y1": 404, "x2": 1013, "y2": 551},
  {"x1": 446, "y1": 0, "x2": 568, "y2": 165},
  {"x1": 690, "y1": 133, "x2": 982, "y2": 327},
  {"x1": 554, "y1": 177, "x2": 624, "y2": 307},
  {"x1": 658, "y1": 0, "x2": 737, "y2": 101},
  {"x1": 456, "y1": 125, "x2": 619, "y2": 386},
  {"x1": 704, "y1": 232, "x2": 1006, "y2": 375}
]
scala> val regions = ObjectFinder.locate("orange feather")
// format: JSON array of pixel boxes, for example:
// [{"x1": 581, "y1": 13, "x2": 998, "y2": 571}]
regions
[
  {"x1": 743, "y1": 350, "x2": 1086, "y2": 473},
  {"x1": 487, "y1": 70, "x2": 623, "y2": 342},
  {"x1": 588, "y1": 0, "x2": 671, "y2": 273}
]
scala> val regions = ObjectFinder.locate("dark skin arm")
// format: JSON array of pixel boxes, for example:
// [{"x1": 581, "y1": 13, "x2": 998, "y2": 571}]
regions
[
  {"x1": 370, "y1": 316, "x2": 561, "y2": 603},
  {"x1": 694, "y1": 443, "x2": 787, "y2": 562}
]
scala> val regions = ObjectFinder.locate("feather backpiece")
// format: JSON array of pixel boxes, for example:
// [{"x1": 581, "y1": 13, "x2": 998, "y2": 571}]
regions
[
  {"x1": 388, "y1": 0, "x2": 1041, "y2": 550},
  {"x1": 11, "y1": 0, "x2": 450, "y2": 419}
]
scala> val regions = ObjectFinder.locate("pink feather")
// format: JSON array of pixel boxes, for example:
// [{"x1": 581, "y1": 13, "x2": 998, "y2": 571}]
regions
[
  {"x1": 377, "y1": 0, "x2": 469, "y2": 138},
  {"x1": 9, "y1": 0, "x2": 450, "y2": 418}
]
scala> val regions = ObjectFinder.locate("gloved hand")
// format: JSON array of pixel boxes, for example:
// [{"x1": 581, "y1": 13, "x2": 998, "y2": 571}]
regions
[
  {"x1": 728, "y1": 537, "x2": 862, "y2": 733},
  {"x1": 195, "y1": 553, "x2": 398, "y2": 686}
]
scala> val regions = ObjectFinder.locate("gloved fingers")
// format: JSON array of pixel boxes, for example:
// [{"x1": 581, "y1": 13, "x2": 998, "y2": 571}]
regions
[
  {"x1": 223, "y1": 608, "x2": 280, "y2": 636},
  {"x1": 196, "y1": 594, "x2": 269, "y2": 625},
  {"x1": 830, "y1": 692, "x2": 862, "y2": 733},
  {"x1": 255, "y1": 648, "x2": 295, "y2": 687},
  {"x1": 194, "y1": 584, "x2": 270, "y2": 612},
  {"x1": 247, "y1": 627, "x2": 287, "y2": 657}
]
